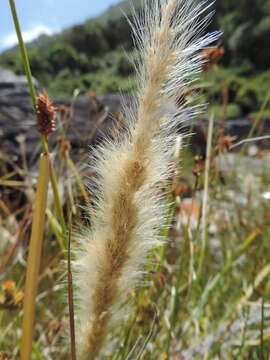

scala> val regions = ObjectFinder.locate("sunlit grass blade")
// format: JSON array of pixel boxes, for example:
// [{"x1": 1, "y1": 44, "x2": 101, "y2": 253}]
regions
[{"x1": 20, "y1": 153, "x2": 50, "y2": 360}]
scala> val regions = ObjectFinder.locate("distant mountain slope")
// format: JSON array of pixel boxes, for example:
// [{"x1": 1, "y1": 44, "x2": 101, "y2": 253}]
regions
[
  {"x1": 0, "y1": 0, "x2": 141, "y2": 96},
  {"x1": 1, "y1": 0, "x2": 139, "y2": 56},
  {"x1": 0, "y1": 0, "x2": 269, "y2": 113}
]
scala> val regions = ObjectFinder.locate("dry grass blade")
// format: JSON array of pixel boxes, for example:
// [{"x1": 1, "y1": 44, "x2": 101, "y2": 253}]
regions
[
  {"x1": 134, "y1": 310, "x2": 157, "y2": 360},
  {"x1": 229, "y1": 135, "x2": 270, "y2": 150},
  {"x1": 125, "y1": 336, "x2": 143, "y2": 360}
]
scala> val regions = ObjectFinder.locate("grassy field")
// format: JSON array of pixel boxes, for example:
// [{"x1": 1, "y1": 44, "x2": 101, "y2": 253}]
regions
[
  {"x1": 1, "y1": 1, "x2": 270, "y2": 359},
  {"x1": 1, "y1": 100, "x2": 270, "y2": 359}
]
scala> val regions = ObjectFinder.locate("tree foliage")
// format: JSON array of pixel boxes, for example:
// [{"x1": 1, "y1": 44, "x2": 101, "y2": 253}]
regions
[{"x1": 0, "y1": 0, "x2": 269, "y2": 103}]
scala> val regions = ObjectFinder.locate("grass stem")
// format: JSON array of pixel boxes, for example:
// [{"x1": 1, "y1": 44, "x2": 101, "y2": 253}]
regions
[
  {"x1": 8, "y1": 0, "x2": 48, "y2": 153},
  {"x1": 198, "y1": 113, "x2": 214, "y2": 276},
  {"x1": 20, "y1": 153, "x2": 50, "y2": 360},
  {"x1": 68, "y1": 214, "x2": 77, "y2": 360},
  {"x1": 49, "y1": 162, "x2": 67, "y2": 233},
  {"x1": 8, "y1": 0, "x2": 66, "y2": 235}
]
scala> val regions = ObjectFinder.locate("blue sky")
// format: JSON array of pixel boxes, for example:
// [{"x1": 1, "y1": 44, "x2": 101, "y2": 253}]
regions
[{"x1": 0, "y1": 0, "x2": 120, "y2": 50}]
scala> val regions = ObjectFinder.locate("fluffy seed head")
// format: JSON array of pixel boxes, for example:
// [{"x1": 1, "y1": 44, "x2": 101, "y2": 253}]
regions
[{"x1": 73, "y1": 1, "x2": 220, "y2": 358}]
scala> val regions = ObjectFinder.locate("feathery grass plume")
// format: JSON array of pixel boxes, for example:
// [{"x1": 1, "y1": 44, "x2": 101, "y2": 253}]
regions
[{"x1": 74, "y1": 0, "x2": 219, "y2": 358}]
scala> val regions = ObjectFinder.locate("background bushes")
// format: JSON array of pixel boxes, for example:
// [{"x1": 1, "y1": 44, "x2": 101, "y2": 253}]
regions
[{"x1": 0, "y1": 0, "x2": 269, "y2": 111}]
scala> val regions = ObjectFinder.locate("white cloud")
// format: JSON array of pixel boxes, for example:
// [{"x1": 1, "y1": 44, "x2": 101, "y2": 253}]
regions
[{"x1": 2, "y1": 25, "x2": 53, "y2": 49}]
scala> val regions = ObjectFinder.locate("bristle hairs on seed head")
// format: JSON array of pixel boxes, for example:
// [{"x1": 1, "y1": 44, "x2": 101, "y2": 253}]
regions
[
  {"x1": 130, "y1": 0, "x2": 220, "y2": 123},
  {"x1": 74, "y1": 1, "x2": 219, "y2": 359}
]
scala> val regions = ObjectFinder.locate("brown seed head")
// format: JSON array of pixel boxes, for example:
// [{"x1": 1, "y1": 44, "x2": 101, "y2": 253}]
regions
[
  {"x1": 171, "y1": 183, "x2": 188, "y2": 197},
  {"x1": 2, "y1": 280, "x2": 16, "y2": 300},
  {"x1": 218, "y1": 135, "x2": 237, "y2": 152},
  {"x1": 0, "y1": 351, "x2": 11, "y2": 360},
  {"x1": 0, "y1": 280, "x2": 24, "y2": 310},
  {"x1": 193, "y1": 155, "x2": 205, "y2": 176},
  {"x1": 36, "y1": 93, "x2": 57, "y2": 136},
  {"x1": 202, "y1": 47, "x2": 224, "y2": 71}
]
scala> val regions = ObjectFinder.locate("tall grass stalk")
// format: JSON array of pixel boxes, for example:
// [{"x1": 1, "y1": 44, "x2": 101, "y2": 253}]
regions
[
  {"x1": 68, "y1": 215, "x2": 77, "y2": 360},
  {"x1": 20, "y1": 153, "x2": 50, "y2": 360},
  {"x1": 8, "y1": 0, "x2": 66, "y2": 233},
  {"x1": 198, "y1": 112, "x2": 214, "y2": 275},
  {"x1": 65, "y1": 151, "x2": 92, "y2": 217},
  {"x1": 230, "y1": 134, "x2": 270, "y2": 150},
  {"x1": 8, "y1": 0, "x2": 47, "y2": 153}
]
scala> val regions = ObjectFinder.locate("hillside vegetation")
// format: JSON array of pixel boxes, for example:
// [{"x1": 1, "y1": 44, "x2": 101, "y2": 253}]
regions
[
  {"x1": 0, "y1": 0, "x2": 270, "y2": 116},
  {"x1": 1, "y1": 1, "x2": 270, "y2": 359}
]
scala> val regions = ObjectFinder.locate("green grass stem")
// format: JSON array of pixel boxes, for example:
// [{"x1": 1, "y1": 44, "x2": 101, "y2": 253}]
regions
[
  {"x1": 8, "y1": 0, "x2": 66, "y2": 235},
  {"x1": 8, "y1": 0, "x2": 47, "y2": 153}
]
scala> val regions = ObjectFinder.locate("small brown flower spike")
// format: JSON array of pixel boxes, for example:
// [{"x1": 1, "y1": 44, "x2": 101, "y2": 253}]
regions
[
  {"x1": 202, "y1": 47, "x2": 224, "y2": 71},
  {"x1": 0, "y1": 280, "x2": 24, "y2": 311},
  {"x1": 0, "y1": 351, "x2": 11, "y2": 360},
  {"x1": 36, "y1": 92, "x2": 57, "y2": 137}
]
